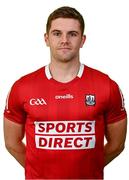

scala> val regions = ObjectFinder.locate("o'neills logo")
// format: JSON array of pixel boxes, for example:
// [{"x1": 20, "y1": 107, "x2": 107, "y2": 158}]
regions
[
  {"x1": 34, "y1": 120, "x2": 96, "y2": 150},
  {"x1": 55, "y1": 94, "x2": 74, "y2": 99}
]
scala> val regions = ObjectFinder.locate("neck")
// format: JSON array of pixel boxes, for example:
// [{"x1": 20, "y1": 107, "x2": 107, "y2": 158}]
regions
[{"x1": 49, "y1": 60, "x2": 81, "y2": 83}]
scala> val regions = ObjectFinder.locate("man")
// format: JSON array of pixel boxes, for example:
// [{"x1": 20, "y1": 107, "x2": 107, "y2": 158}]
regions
[{"x1": 4, "y1": 6, "x2": 127, "y2": 180}]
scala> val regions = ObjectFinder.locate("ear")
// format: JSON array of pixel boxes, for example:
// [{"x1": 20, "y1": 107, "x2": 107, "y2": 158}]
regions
[
  {"x1": 44, "y1": 33, "x2": 49, "y2": 47},
  {"x1": 80, "y1": 35, "x2": 86, "y2": 48}
]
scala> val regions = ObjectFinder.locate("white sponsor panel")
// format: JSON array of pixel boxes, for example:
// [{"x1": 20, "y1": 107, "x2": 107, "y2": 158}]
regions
[
  {"x1": 34, "y1": 121, "x2": 95, "y2": 135},
  {"x1": 35, "y1": 135, "x2": 96, "y2": 150},
  {"x1": 34, "y1": 120, "x2": 96, "y2": 150}
]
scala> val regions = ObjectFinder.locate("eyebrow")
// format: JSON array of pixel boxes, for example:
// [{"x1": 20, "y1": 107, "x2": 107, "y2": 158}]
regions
[{"x1": 51, "y1": 29, "x2": 79, "y2": 34}]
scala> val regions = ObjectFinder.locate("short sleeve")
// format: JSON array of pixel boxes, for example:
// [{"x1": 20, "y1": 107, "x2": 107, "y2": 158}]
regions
[
  {"x1": 4, "y1": 81, "x2": 26, "y2": 124},
  {"x1": 105, "y1": 79, "x2": 127, "y2": 124}
]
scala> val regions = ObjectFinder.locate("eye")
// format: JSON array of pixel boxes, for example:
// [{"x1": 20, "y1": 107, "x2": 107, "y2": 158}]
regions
[
  {"x1": 53, "y1": 31, "x2": 61, "y2": 36},
  {"x1": 69, "y1": 32, "x2": 78, "y2": 37}
]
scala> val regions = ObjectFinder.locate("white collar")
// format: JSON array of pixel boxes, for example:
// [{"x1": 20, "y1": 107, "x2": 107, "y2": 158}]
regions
[{"x1": 45, "y1": 64, "x2": 84, "y2": 80}]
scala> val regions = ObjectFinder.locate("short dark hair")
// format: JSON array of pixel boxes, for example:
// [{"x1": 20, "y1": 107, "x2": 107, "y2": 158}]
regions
[{"x1": 46, "y1": 6, "x2": 85, "y2": 35}]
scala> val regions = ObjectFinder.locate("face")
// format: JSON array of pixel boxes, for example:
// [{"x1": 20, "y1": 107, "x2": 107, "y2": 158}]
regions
[{"x1": 44, "y1": 18, "x2": 86, "y2": 63}]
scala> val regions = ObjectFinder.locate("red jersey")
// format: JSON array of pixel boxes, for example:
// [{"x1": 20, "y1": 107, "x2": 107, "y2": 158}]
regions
[{"x1": 4, "y1": 64, "x2": 127, "y2": 179}]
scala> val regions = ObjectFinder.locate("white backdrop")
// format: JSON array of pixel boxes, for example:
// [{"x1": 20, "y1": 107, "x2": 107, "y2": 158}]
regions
[{"x1": 0, "y1": 0, "x2": 128, "y2": 179}]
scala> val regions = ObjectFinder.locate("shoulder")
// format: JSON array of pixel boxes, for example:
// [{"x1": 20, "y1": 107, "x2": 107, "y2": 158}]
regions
[
  {"x1": 11, "y1": 66, "x2": 45, "y2": 91},
  {"x1": 14, "y1": 66, "x2": 44, "y2": 85},
  {"x1": 83, "y1": 65, "x2": 119, "y2": 93},
  {"x1": 19, "y1": 66, "x2": 44, "y2": 82},
  {"x1": 85, "y1": 65, "x2": 110, "y2": 80}
]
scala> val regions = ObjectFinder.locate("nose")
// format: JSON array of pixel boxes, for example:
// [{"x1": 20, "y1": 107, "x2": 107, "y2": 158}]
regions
[{"x1": 61, "y1": 34, "x2": 69, "y2": 44}]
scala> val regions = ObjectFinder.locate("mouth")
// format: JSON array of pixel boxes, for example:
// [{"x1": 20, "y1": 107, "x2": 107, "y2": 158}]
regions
[{"x1": 57, "y1": 47, "x2": 71, "y2": 50}]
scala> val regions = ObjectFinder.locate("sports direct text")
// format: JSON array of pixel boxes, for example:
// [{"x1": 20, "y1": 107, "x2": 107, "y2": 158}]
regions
[{"x1": 34, "y1": 121, "x2": 96, "y2": 150}]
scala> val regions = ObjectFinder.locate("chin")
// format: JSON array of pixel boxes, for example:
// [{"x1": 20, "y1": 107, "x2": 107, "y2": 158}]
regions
[
  {"x1": 56, "y1": 55, "x2": 75, "y2": 63},
  {"x1": 58, "y1": 58, "x2": 72, "y2": 63}
]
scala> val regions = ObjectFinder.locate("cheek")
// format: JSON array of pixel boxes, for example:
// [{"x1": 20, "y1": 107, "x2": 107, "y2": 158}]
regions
[
  {"x1": 49, "y1": 38, "x2": 59, "y2": 47},
  {"x1": 73, "y1": 40, "x2": 83, "y2": 50}
]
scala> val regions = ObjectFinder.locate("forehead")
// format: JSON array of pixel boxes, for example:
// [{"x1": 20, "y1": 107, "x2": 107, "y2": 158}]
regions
[{"x1": 50, "y1": 18, "x2": 81, "y2": 32}]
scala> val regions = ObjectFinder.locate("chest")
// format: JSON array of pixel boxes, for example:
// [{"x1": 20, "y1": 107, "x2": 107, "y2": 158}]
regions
[
  {"x1": 23, "y1": 83, "x2": 107, "y2": 150},
  {"x1": 23, "y1": 83, "x2": 107, "y2": 121}
]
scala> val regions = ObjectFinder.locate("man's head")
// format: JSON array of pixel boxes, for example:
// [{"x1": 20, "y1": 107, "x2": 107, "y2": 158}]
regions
[
  {"x1": 44, "y1": 6, "x2": 86, "y2": 63},
  {"x1": 46, "y1": 6, "x2": 85, "y2": 36}
]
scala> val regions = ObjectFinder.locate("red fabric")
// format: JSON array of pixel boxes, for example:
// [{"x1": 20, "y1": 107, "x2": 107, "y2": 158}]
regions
[{"x1": 4, "y1": 65, "x2": 127, "y2": 179}]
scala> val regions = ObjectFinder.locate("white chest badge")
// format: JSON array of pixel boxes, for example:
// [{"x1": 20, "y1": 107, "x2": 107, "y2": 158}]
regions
[{"x1": 85, "y1": 95, "x2": 96, "y2": 106}]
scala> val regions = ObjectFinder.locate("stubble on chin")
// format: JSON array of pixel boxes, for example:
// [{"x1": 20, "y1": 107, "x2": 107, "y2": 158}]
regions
[{"x1": 54, "y1": 53, "x2": 77, "y2": 63}]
